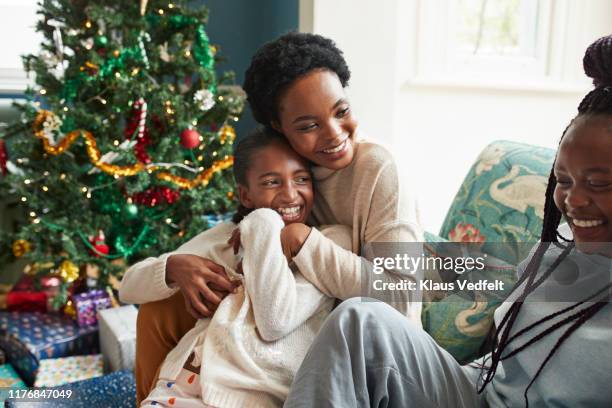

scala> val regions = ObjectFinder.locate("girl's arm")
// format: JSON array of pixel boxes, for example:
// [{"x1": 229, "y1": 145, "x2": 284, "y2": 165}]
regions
[
  {"x1": 239, "y1": 209, "x2": 338, "y2": 342},
  {"x1": 290, "y1": 159, "x2": 423, "y2": 321}
]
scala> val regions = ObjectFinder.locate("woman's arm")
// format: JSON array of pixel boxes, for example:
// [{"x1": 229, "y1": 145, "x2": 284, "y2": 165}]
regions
[
  {"x1": 239, "y1": 209, "x2": 335, "y2": 342},
  {"x1": 119, "y1": 223, "x2": 238, "y2": 316}
]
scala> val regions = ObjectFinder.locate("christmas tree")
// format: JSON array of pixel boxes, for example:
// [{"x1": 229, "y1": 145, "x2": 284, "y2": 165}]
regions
[{"x1": 0, "y1": 0, "x2": 244, "y2": 307}]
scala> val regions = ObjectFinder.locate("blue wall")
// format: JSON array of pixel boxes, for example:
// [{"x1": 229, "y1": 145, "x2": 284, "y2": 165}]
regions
[{"x1": 200, "y1": 0, "x2": 299, "y2": 137}]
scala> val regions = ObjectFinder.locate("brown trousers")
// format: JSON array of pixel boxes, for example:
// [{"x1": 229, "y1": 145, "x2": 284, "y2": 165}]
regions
[{"x1": 135, "y1": 291, "x2": 196, "y2": 405}]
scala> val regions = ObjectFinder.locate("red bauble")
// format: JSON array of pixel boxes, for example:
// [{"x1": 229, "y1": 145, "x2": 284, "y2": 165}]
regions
[
  {"x1": 180, "y1": 129, "x2": 201, "y2": 149},
  {"x1": 89, "y1": 230, "x2": 110, "y2": 257}
]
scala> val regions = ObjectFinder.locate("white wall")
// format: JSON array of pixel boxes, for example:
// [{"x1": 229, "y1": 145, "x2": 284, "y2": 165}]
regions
[{"x1": 301, "y1": 0, "x2": 612, "y2": 233}]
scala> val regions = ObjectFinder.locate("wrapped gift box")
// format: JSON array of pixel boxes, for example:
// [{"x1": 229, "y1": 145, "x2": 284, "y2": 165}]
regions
[
  {"x1": 34, "y1": 354, "x2": 104, "y2": 387},
  {"x1": 0, "y1": 283, "x2": 12, "y2": 310},
  {"x1": 72, "y1": 289, "x2": 113, "y2": 327},
  {"x1": 0, "y1": 311, "x2": 99, "y2": 386},
  {"x1": 0, "y1": 364, "x2": 27, "y2": 405},
  {"x1": 0, "y1": 363, "x2": 27, "y2": 389},
  {"x1": 6, "y1": 369, "x2": 136, "y2": 408},
  {"x1": 98, "y1": 305, "x2": 137, "y2": 372},
  {"x1": 6, "y1": 275, "x2": 62, "y2": 313}
]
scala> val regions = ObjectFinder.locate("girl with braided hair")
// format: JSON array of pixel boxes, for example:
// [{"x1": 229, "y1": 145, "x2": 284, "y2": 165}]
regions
[{"x1": 284, "y1": 35, "x2": 612, "y2": 408}]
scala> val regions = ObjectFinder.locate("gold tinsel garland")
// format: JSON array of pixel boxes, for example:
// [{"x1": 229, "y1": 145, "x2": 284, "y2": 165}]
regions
[{"x1": 33, "y1": 110, "x2": 235, "y2": 189}]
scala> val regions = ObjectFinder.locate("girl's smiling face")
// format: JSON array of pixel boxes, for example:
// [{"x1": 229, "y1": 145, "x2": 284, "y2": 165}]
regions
[
  {"x1": 239, "y1": 141, "x2": 314, "y2": 225},
  {"x1": 272, "y1": 69, "x2": 358, "y2": 170},
  {"x1": 553, "y1": 115, "x2": 612, "y2": 250}
]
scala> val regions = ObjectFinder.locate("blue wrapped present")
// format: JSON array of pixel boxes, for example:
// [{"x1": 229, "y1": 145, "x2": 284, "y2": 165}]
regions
[
  {"x1": 0, "y1": 311, "x2": 99, "y2": 386},
  {"x1": 202, "y1": 212, "x2": 233, "y2": 228},
  {"x1": 6, "y1": 369, "x2": 135, "y2": 408}
]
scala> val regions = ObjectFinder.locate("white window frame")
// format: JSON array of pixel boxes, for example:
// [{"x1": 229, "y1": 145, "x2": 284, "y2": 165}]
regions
[
  {"x1": 409, "y1": 0, "x2": 603, "y2": 93},
  {"x1": 415, "y1": 0, "x2": 553, "y2": 84}
]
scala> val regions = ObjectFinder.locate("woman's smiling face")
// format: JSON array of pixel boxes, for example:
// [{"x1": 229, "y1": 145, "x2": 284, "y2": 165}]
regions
[
  {"x1": 272, "y1": 69, "x2": 358, "y2": 170},
  {"x1": 553, "y1": 115, "x2": 612, "y2": 252}
]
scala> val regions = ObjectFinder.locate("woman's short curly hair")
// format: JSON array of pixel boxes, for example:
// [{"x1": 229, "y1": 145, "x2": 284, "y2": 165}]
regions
[{"x1": 243, "y1": 32, "x2": 351, "y2": 126}]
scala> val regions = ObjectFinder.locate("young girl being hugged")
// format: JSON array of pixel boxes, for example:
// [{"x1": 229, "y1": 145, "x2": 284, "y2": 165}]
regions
[
  {"x1": 120, "y1": 128, "x2": 352, "y2": 407},
  {"x1": 135, "y1": 32, "x2": 424, "y2": 401},
  {"x1": 285, "y1": 35, "x2": 612, "y2": 408}
]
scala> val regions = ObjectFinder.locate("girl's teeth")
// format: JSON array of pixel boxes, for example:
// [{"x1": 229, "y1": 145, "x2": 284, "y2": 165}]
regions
[
  {"x1": 323, "y1": 141, "x2": 345, "y2": 154},
  {"x1": 277, "y1": 206, "x2": 300, "y2": 215},
  {"x1": 573, "y1": 219, "x2": 604, "y2": 228}
]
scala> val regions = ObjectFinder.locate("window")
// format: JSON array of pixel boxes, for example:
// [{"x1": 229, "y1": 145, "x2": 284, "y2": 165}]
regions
[
  {"x1": 0, "y1": 0, "x2": 41, "y2": 93},
  {"x1": 415, "y1": 0, "x2": 552, "y2": 83}
]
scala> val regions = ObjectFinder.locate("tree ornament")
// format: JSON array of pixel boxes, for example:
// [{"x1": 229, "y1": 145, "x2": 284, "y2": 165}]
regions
[
  {"x1": 45, "y1": 19, "x2": 67, "y2": 79},
  {"x1": 58, "y1": 260, "x2": 79, "y2": 283},
  {"x1": 132, "y1": 186, "x2": 180, "y2": 206},
  {"x1": 81, "y1": 37, "x2": 94, "y2": 50},
  {"x1": 219, "y1": 124, "x2": 236, "y2": 145},
  {"x1": 194, "y1": 89, "x2": 215, "y2": 112},
  {"x1": 125, "y1": 98, "x2": 152, "y2": 163},
  {"x1": 0, "y1": 139, "x2": 7, "y2": 175},
  {"x1": 88, "y1": 230, "x2": 110, "y2": 257},
  {"x1": 33, "y1": 110, "x2": 234, "y2": 188},
  {"x1": 138, "y1": 32, "x2": 151, "y2": 69},
  {"x1": 122, "y1": 202, "x2": 139, "y2": 221},
  {"x1": 180, "y1": 128, "x2": 201, "y2": 149},
  {"x1": 94, "y1": 35, "x2": 108, "y2": 48},
  {"x1": 140, "y1": 0, "x2": 148, "y2": 16},
  {"x1": 64, "y1": 299, "x2": 76, "y2": 318},
  {"x1": 12, "y1": 239, "x2": 31, "y2": 258}
]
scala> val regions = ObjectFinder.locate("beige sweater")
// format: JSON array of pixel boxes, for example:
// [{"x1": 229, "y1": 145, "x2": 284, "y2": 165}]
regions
[
  {"x1": 293, "y1": 140, "x2": 424, "y2": 324},
  {"x1": 120, "y1": 209, "x2": 352, "y2": 408}
]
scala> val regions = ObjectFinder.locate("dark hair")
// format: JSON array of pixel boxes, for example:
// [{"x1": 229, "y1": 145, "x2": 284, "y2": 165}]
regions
[
  {"x1": 243, "y1": 32, "x2": 351, "y2": 126},
  {"x1": 232, "y1": 127, "x2": 289, "y2": 223},
  {"x1": 478, "y1": 35, "x2": 612, "y2": 406}
]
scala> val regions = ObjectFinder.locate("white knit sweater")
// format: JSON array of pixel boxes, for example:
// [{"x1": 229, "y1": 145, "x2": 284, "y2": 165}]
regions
[{"x1": 120, "y1": 209, "x2": 352, "y2": 407}]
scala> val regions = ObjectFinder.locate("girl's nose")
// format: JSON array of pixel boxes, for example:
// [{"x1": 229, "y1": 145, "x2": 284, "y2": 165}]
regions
[{"x1": 280, "y1": 183, "x2": 298, "y2": 201}]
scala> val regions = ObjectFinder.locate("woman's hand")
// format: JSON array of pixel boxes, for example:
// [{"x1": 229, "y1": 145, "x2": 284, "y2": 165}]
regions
[
  {"x1": 280, "y1": 223, "x2": 312, "y2": 261},
  {"x1": 166, "y1": 254, "x2": 239, "y2": 319}
]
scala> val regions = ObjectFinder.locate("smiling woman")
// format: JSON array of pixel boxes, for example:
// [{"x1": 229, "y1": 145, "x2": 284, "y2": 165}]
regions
[
  {"x1": 133, "y1": 31, "x2": 424, "y2": 403},
  {"x1": 271, "y1": 70, "x2": 358, "y2": 170},
  {"x1": 553, "y1": 115, "x2": 612, "y2": 251}
]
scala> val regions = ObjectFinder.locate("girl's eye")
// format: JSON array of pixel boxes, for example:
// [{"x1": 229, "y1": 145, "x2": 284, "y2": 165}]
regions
[
  {"x1": 295, "y1": 176, "x2": 311, "y2": 183},
  {"x1": 298, "y1": 123, "x2": 318, "y2": 132},
  {"x1": 261, "y1": 179, "x2": 279, "y2": 186}
]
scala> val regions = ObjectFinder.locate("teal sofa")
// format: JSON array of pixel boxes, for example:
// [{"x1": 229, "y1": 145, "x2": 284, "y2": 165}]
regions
[{"x1": 422, "y1": 140, "x2": 556, "y2": 363}]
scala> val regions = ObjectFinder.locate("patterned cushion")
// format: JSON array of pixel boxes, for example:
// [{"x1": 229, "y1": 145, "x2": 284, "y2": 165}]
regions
[
  {"x1": 421, "y1": 235, "x2": 515, "y2": 363},
  {"x1": 423, "y1": 140, "x2": 556, "y2": 362},
  {"x1": 439, "y1": 140, "x2": 555, "y2": 265}
]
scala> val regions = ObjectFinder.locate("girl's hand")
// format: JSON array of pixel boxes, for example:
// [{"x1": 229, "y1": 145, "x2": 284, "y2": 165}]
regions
[
  {"x1": 280, "y1": 223, "x2": 312, "y2": 261},
  {"x1": 228, "y1": 228, "x2": 241, "y2": 255},
  {"x1": 166, "y1": 254, "x2": 240, "y2": 319}
]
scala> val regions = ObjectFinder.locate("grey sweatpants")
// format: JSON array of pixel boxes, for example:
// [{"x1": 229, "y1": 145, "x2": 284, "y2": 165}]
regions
[{"x1": 284, "y1": 298, "x2": 487, "y2": 408}]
